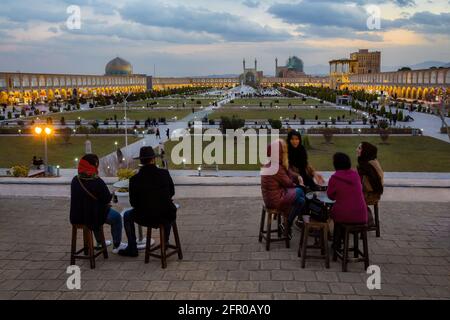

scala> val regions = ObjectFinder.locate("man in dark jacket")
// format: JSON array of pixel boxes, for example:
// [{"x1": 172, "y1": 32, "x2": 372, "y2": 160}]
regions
[{"x1": 119, "y1": 146, "x2": 177, "y2": 257}]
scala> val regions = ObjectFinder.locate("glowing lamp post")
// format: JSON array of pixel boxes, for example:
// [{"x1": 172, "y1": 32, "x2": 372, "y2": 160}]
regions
[{"x1": 34, "y1": 126, "x2": 52, "y2": 174}]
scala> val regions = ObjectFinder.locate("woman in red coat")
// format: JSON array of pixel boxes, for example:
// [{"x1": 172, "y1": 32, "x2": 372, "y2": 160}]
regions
[{"x1": 261, "y1": 140, "x2": 305, "y2": 236}]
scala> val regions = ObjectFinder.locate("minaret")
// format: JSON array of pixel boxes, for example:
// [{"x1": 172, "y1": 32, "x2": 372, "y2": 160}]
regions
[
  {"x1": 243, "y1": 58, "x2": 246, "y2": 71},
  {"x1": 275, "y1": 57, "x2": 278, "y2": 76},
  {"x1": 254, "y1": 58, "x2": 257, "y2": 70}
]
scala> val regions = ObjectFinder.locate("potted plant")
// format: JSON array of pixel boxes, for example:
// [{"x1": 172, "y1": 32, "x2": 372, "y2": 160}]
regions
[{"x1": 114, "y1": 168, "x2": 136, "y2": 207}]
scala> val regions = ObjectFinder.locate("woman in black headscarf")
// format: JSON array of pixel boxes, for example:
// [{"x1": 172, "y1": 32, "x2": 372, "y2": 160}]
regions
[{"x1": 287, "y1": 130, "x2": 325, "y2": 190}]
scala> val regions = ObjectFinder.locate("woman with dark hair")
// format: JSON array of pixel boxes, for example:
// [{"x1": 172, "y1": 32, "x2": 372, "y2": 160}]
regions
[
  {"x1": 357, "y1": 142, "x2": 384, "y2": 206},
  {"x1": 327, "y1": 152, "x2": 368, "y2": 224},
  {"x1": 70, "y1": 154, "x2": 125, "y2": 253},
  {"x1": 286, "y1": 130, "x2": 325, "y2": 190}
]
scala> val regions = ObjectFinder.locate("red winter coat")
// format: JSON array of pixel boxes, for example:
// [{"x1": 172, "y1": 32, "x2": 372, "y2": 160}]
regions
[
  {"x1": 327, "y1": 169, "x2": 368, "y2": 224},
  {"x1": 261, "y1": 140, "x2": 298, "y2": 214}
]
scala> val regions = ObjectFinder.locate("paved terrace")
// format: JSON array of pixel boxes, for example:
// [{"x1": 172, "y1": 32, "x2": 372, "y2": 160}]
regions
[{"x1": 0, "y1": 180, "x2": 449, "y2": 300}]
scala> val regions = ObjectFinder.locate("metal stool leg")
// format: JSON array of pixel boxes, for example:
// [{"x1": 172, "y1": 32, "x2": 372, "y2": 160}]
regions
[
  {"x1": 70, "y1": 226, "x2": 77, "y2": 265},
  {"x1": 301, "y1": 224, "x2": 309, "y2": 268},
  {"x1": 342, "y1": 228, "x2": 350, "y2": 272},
  {"x1": 265, "y1": 211, "x2": 272, "y2": 251},
  {"x1": 324, "y1": 225, "x2": 330, "y2": 269},
  {"x1": 374, "y1": 203, "x2": 380, "y2": 237},
  {"x1": 160, "y1": 226, "x2": 167, "y2": 269},
  {"x1": 362, "y1": 230, "x2": 370, "y2": 270},
  {"x1": 145, "y1": 227, "x2": 152, "y2": 264},
  {"x1": 259, "y1": 206, "x2": 266, "y2": 242},
  {"x1": 172, "y1": 222, "x2": 183, "y2": 260}
]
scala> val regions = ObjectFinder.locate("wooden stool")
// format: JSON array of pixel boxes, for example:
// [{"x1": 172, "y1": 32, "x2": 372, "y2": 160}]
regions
[
  {"x1": 333, "y1": 223, "x2": 369, "y2": 272},
  {"x1": 298, "y1": 220, "x2": 330, "y2": 268},
  {"x1": 145, "y1": 221, "x2": 183, "y2": 269},
  {"x1": 258, "y1": 205, "x2": 290, "y2": 251},
  {"x1": 368, "y1": 203, "x2": 381, "y2": 237},
  {"x1": 70, "y1": 224, "x2": 108, "y2": 269}
]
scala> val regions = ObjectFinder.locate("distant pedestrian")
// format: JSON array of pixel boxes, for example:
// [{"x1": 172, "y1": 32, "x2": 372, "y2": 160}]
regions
[
  {"x1": 166, "y1": 128, "x2": 170, "y2": 139},
  {"x1": 156, "y1": 128, "x2": 161, "y2": 139}
]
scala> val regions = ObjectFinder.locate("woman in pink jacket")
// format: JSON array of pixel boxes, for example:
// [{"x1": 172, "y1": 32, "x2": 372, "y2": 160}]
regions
[
  {"x1": 327, "y1": 152, "x2": 368, "y2": 224},
  {"x1": 261, "y1": 140, "x2": 305, "y2": 237}
]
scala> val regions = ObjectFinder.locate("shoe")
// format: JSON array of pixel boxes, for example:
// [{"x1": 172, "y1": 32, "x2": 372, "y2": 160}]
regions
[
  {"x1": 95, "y1": 240, "x2": 112, "y2": 250},
  {"x1": 280, "y1": 223, "x2": 293, "y2": 240},
  {"x1": 118, "y1": 246, "x2": 139, "y2": 257},
  {"x1": 112, "y1": 242, "x2": 128, "y2": 254},
  {"x1": 294, "y1": 218, "x2": 304, "y2": 231}
]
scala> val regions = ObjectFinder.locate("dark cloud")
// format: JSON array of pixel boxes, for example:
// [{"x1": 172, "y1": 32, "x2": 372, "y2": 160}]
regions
[
  {"x1": 63, "y1": 20, "x2": 219, "y2": 44},
  {"x1": 268, "y1": 1, "x2": 369, "y2": 31},
  {"x1": 269, "y1": 0, "x2": 448, "y2": 37},
  {"x1": 298, "y1": 25, "x2": 384, "y2": 42},
  {"x1": 385, "y1": 11, "x2": 450, "y2": 34},
  {"x1": 119, "y1": 1, "x2": 291, "y2": 42},
  {"x1": 242, "y1": 0, "x2": 260, "y2": 8}
]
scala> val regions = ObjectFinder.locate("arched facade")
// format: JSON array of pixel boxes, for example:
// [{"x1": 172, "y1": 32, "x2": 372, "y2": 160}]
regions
[
  {"x1": 0, "y1": 72, "x2": 147, "y2": 104},
  {"x1": 344, "y1": 68, "x2": 450, "y2": 101}
]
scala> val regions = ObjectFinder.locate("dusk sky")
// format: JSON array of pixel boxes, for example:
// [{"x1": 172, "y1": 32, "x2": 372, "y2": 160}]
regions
[{"x1": 0, "y1": 0, "x2": 449, "y2": 76}]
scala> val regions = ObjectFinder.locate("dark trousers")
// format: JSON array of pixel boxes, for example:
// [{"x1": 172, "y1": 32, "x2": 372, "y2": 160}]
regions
[{"x1": 123, "y1": 209, "x2": 172, "y2": 250}]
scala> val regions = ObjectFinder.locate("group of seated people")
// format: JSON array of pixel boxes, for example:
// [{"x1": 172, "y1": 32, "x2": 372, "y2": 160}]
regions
[
  {"x1": 70, "y1": 146, "x2": 177, "y2": 257},
  {"x1": 261, "y1": 130, "x2": 384, "y2": 239},
  {"x1": 69, "y1": 130, "x2": 384, "y2": 260}
]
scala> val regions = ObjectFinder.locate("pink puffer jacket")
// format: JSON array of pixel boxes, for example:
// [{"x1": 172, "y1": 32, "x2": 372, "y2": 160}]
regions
[{"x1": 327, "y1": 169, "x2": 368, "y2": 224}]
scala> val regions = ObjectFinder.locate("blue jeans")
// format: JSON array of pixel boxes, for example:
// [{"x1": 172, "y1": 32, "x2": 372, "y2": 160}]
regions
[
  {"x1": 123, "y1": 209, "x2": 173, "y2": 251},
  {"x1": 94, "y1": 208, "x2": 123, "y2": 248},
  {"x1": 288, "y1": 187, "x2": 306, "y2": 226}
]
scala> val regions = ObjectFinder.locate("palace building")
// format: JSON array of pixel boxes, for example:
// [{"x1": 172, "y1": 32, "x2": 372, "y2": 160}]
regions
[{"x1": 329, "y1": 49, "x2": 450, "y2": 100}]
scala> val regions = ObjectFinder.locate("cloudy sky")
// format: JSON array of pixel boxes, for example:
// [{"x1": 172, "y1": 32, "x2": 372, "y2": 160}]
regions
[{"x1": 0, "y1": 0, "x2": 449, "y2": 76}]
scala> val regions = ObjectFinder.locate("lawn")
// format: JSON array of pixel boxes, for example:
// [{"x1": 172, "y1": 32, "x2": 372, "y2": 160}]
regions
[
  {"x1": 0, "y1": 136, "x2": 139, "y2": 168},
  {"x1": 127, "y1": 98, "x2": 219, "y2": 108},
  {"x1": 164, "y1": 136, "x2": 450, "y2": 172},
  {"x1": 30, "y1": 109, "x2": 193, "y2": 121},
  {"x1": 227, "y1": 98, "x2": 322, "y2": 107},
  {"x1": 209, "y1": 108, "x2": 360, "y2": 120}
]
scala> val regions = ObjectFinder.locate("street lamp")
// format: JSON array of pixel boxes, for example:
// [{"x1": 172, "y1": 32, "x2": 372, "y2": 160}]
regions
[
  {"x1": 34, "y1": 125, "x2": 52, "y2": 174},
  {"x1": 123, "y1": 92, "x2": 132, "y2": 148}
]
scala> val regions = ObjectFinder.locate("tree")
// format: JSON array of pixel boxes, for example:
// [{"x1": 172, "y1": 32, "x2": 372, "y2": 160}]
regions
[{"x1": 268, "y1": 119, "x2": 282, "y2": 130}]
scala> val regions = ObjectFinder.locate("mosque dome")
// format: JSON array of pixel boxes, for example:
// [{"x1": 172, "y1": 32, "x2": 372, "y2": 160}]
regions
[
  {"x1": 105, "y1": 57, "x2": 133, "y2": 75},
  {"x1": 286, "y1": 56, "x2": 304, "y2": 72}
]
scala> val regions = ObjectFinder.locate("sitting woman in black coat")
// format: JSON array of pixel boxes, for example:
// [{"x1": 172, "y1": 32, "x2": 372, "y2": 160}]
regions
[
  {"x1": 70, "y1": 154, "x2": 124, "y2": 253},
  {"x1": 287, "y1": 130, "x2": 325, "y2": 190}
]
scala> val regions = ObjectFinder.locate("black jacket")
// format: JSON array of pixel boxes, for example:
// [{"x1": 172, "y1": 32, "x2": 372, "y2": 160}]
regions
[
  {"x1": 129, "y1": 164, "x2": 176, "y2": 226},
  {"x1": 70, "y1": 176, "x2": 112, "y2": 230}
]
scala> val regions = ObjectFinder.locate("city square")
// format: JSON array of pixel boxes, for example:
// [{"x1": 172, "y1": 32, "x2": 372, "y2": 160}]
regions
[{"x1": 0, "y1": 0, "x2": 449, "y2": 307}]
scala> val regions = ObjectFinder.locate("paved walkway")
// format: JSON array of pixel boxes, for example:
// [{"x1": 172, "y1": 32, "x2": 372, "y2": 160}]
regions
[{"x1": 0, "y1": 196, "x2": 448, "y2": 300}]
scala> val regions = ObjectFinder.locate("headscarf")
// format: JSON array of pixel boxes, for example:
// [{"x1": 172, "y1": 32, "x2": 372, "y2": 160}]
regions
[
  {"x1": 78, "y1": 154, "x2": 99, "y2": 179},
  {"x1": 357, "y1": 142, "x2": 383, "y2": 194},
  {"x1": 266, "y1": 139, "x2": 289, "y2": 171}
]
